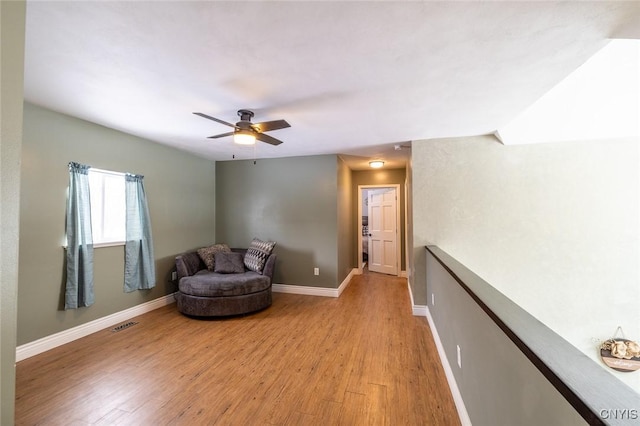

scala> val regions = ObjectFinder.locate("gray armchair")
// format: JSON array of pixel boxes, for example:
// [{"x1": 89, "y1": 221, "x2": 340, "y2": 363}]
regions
[{"x1": 174, "y1": 248, "x2": 276, "y2": 317}]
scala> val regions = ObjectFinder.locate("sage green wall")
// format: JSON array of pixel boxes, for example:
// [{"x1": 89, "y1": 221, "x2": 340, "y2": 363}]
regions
[
  {"x1": 1, "y1": 1, "x2": 26, "y2": 423},
  {"x1": 216, "y1": 155, "x2": 340, "y2": 288},
  {"x1": 337, "y1": 156, "x2": 354, "y2": 283},
  {"x1": 412, "y1": 135, "x2": 639, "y2": 392},
  {"x1": 18, "y1": 103, "x2": 216, "y2": 345},
  {"x1": 351, "y1": 168, "x2": 407, "y2": 270}
]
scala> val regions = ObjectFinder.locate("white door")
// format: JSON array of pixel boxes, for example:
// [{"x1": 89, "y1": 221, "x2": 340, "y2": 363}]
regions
[{"x1": 367, "y1": 187, "x2": 398, "y2": 275}]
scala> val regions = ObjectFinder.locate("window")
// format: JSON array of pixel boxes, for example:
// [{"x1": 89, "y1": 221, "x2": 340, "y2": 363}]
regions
[{"x1": 88, "y1": 169, "x2": 126, "y2": 245}]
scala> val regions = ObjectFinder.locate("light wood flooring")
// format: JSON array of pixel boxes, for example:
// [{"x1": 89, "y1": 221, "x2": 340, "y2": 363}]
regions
[{"x1": 16, "y1": 271, "x2": 460, "y2": 425}]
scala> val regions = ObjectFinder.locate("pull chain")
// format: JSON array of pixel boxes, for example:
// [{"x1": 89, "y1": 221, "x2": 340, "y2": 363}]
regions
[{"x1": 253, "y1": 142, "x2": 257, "y2": 165}]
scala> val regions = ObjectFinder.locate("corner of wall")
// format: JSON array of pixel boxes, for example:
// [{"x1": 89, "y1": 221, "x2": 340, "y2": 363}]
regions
[{"x1": 1, "y1": 1, "x2": 27, "y2": 423}]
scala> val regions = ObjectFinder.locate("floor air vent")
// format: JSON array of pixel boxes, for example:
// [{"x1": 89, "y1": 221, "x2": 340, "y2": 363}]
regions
[{"x1": 111, "y1": 321, "x2": 138, "y2": 332}]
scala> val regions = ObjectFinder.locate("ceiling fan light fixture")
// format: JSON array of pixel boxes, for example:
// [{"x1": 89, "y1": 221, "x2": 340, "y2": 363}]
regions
[
  {"x1": 369, "y1": 160, "x2": 384, "y2": 169},
  {"x1": 233, "y1": 130, "x2": 256, "y2": 145},
  {"x1": 195, "y1": 110, "x2": 288, "y2": 146}
]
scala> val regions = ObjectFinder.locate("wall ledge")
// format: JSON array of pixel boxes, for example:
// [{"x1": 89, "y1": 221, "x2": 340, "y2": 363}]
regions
[
  {"x1": 426, "y1": 245, "x2": 640, "y2": 425},
  {"x1": 16, "y1": 293, "x2": 176, "y2": 362}
]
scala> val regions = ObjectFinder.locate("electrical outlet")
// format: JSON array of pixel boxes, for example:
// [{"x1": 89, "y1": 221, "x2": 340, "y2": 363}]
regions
[
  {"x1": 171, "y1": 271, "x2": 177, "y2": 281},
  {"x1": 314, "y1": 267, "x2": 319, "y2": 276},
  {"x1": 457, "y1": 345, "x2": 462, "y2": 368},
  {"x1": 431, "y1": 293, "x2": 435, "y2": 305}
]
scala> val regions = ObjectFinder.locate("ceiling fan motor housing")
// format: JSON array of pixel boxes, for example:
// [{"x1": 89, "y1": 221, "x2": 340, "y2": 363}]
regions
[{"x1": 237, "y1": 109, "x2": 255, "y2": 122}]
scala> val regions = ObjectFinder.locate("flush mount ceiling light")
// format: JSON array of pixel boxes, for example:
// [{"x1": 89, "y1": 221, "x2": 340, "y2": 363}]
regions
[
  {"x1": 369, "y1": 160, "x2": 384, "y2": 169},
  {"x1": 233, "y1": 130, "x2": 257, "y2": 145}
]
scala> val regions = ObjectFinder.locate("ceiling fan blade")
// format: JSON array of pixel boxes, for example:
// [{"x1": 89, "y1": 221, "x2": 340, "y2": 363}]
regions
[
  {"x1": 256, "y1": 132, "x2": 284, "y2": 146},
  {"x1": 193, "y1": 112, "x2": 237, "y2": 128},
  {"x1": 252, "y1": 119, "x2": 291, "y2": 133},
  {"x1": 207, "y1": 131, "x2": 235, "y2": 139}
]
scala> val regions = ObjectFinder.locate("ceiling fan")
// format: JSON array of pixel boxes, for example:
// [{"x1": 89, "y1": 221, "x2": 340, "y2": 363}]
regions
[{"x1": 193, "y1": 109, "x2": 290, "y2": 146}]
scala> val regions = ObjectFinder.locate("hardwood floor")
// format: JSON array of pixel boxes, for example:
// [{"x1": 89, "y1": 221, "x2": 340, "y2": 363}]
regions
[{"x1": 16, "y1": 272, "x2": 460, "y2": 425}]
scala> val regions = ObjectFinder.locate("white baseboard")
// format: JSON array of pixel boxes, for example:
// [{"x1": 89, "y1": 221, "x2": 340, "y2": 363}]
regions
[
  {"x1": 337, "y1": 268, "x2": 357, "y2": 296},
  {"x1": 272, "y1": 268, "x2": 357, "y2": 298},
  {"x1": 407, "y1": 280, "x2": 427, "y2": 316},
  {"x1": 16, "y1": 293, "x2": 176, "y2": 362},
  {"x1": 425, "y1": 307, "x2": 471, "y2": 426},
  {"x1": 357, "y1": 268, "x2": 407, "y2": 278},
  {"x1": 412, "y1": 304, "x2": 427, "y2": 316},
  {"x1": 272, "y1": 284, "x2": 339, "y2": 297}
]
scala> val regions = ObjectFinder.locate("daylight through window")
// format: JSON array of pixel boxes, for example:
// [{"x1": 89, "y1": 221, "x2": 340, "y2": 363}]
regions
[{"x1": 88, "y1": 169, "x2": 126, "y2": 245}]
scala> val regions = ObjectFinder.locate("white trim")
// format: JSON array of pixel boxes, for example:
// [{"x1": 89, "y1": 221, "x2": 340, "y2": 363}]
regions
[
  {"x1": 358, "y1": 268, "x2": 407, "y2": 278},
  {"x1": 412, "y1": 305, "x2": 427, "y2": 316},
  {"x1": 425, "y1": 307, "x2": 472, "y2": 426},
  {"x1": 407, "y1": 279, "x2": 427, "y2": 316},
  {"x1": 93, "y1": 241, "x2": 125, "y2": 249},
  {"x1": 357, "y1": 184, "x2": 402, "y2": 276},
  {"x1": 62, "y1": 241, "x2": 125, "y2": 249},
  {"x1": 272, "y1": 268, "x2": 357, "y2": 298},
  {"x1": 272, "y1": 284, "x2": 339, "y2": 297},
  {"x1": 16, "y1": 293, "x2": 176, "y2": 362},
  {"x1": 337, "y1": 268, "x2": 357, "y2": 296}
]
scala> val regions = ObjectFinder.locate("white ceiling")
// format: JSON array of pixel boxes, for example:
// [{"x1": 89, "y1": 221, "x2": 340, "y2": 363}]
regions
[{"x1": 23, "y1": 1, "x2": 639, "y2": 170}]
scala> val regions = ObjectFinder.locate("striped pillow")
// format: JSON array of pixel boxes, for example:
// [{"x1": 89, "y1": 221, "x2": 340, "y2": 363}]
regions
[{"x1": 244, "y1": 238, "x2": 276, "y2": 274}]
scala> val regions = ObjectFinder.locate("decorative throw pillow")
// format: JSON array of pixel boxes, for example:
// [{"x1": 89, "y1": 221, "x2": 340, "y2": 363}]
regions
[
  {"x1": 214, "y1": 252, "x2": 245, "y2": 274},
  {"x1": 244, "y1": 238, "x2": 276, "y2": 274},
  {"x1": 197, "y1": 243, "x2": 231, "y2": 271}
]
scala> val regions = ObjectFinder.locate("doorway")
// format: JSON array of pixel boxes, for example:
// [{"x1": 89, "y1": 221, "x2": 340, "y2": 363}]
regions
[{"x1": 358, "y1": 184, "x2": 400, "y2": 276}]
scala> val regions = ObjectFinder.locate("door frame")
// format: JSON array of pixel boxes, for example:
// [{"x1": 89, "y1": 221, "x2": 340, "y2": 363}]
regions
[{"x1": 357, "y1": 184, "x2": 401, "y2": 275}]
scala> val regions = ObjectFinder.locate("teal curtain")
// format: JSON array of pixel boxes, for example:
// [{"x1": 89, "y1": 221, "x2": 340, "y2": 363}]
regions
[
  {"x1": 65, "y1": 162, "x2": 94, "y2": 309},
  {"x1": 124, "y1": 174, "x2": 156, "y2": 292}
]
